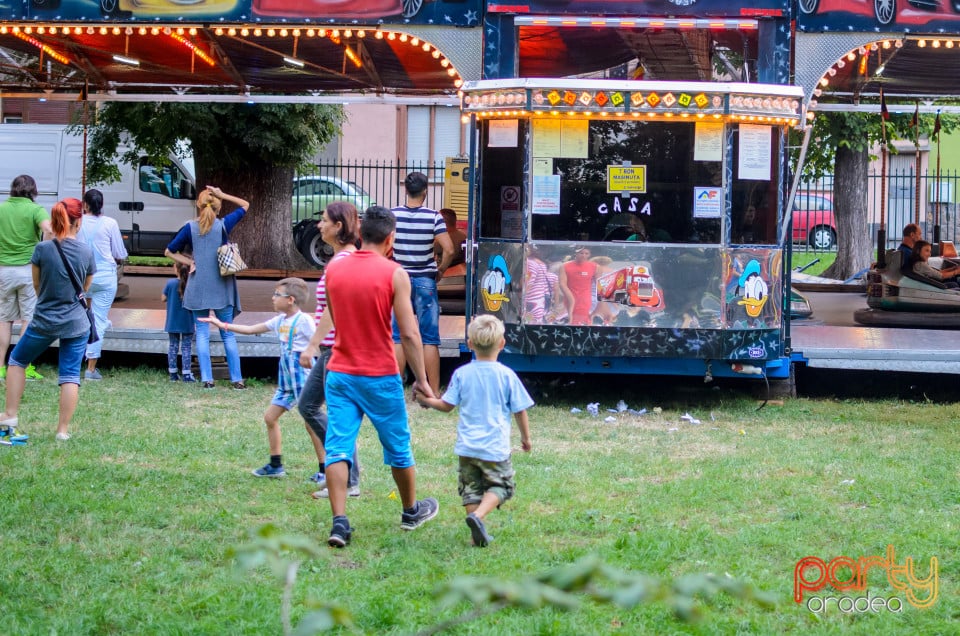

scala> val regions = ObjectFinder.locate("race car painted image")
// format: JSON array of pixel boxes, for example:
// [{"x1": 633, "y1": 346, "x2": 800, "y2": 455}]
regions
[{"x1": 596, "y1": 263, "x2": 665, "y2": 310}]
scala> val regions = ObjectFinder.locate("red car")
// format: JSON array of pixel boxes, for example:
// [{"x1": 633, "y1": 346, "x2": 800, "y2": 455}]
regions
[
  {"x1": 799, "y1": 0, "x2": 960, "y2": 27},
  {"x1": 793, "y1": 193, "x2": 837, "y2": 250}
]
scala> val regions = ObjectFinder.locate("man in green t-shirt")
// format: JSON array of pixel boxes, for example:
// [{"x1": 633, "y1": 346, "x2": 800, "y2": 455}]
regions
[{"x1": 0, "y1": 175, "x2": 52, "y2": 381}]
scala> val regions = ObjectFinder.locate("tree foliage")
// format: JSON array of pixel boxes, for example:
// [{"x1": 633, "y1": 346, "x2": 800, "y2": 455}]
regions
[
  {"x1": 74, "y1": 102, "x2": 343, "y2": 269},
  {"x1": 792, "y1": 105, "x2": 960, "y2": 279}
]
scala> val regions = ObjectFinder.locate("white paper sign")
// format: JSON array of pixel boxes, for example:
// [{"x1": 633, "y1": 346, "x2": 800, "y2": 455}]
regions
[
  {"x1": 532, "y1": 175, "x2": 561, "y2": 215},
  {"x1": 694, "y1": 122, "x2": 723, "y2": 162},
  {"x1": 693, "y1": 187, "x2": 723, "y2": 219},
  {"x1": 738, "y1": 125, "x2": 771, "y2": 181},
  {"x1": 488, "y1": 119, "x2": 519, "y2": 148}
]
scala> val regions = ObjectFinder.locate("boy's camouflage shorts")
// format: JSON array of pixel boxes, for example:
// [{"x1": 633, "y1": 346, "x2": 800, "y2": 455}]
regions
[{"x1": 458, "y1": 456, "x2": 515, "y2": 507}]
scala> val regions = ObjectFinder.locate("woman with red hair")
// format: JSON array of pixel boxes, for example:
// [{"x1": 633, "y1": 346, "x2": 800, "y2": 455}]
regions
[{"x1": 0, "y1": 197, "x2": 95, "y2": 441}]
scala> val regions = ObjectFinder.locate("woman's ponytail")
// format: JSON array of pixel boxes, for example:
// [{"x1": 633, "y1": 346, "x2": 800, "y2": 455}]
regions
[{"x1": 51, "y1": 197, "x2": 83, "y2": 240}]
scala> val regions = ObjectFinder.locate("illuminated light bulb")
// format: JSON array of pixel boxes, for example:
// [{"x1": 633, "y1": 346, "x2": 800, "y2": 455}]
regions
[
  {"x1": 454, "y1": 79, "x2": 463, "y2": 88},
  {"x1": 357, "y1": 30, "x2": 365, "y2": 37},
  {"x1": 332, "y1": 29, "x2": 340, "y2": 37},
  {"x1": 99, "y1": 27, "x2": 107, "y2": 35},
  {"x1": 411, "y1": 37, "x2": 419, "y2": 46},
  {"x1": 813, "y1": 89, "x2": 822, "y2": 97},
  {"x1": 112, "y1": 27, "x2": 120, "y2": 35},
  {"x1": 399, "y1": 33, "x2": 408, "y2": 42},
  {"x1": 318, "y1": 29, "x2": 326, "y2": 37},
  {"x1": 344, "y1": 29, "x2": 352, "y2": 37},
  {"x1": 895, "y1": 39, "x2": 903, "y2": 48},
  {"x1": 227, "y1": 28, "x2": 236, "y2": 36},
  {"x1": 388, "y1": 32, "x2": 396, "y2": 40},
  {"x1": 162, "y1": 27, "x2": 171, "y2": 35},
  {"x1": 266, "y1": 29, "x2": 275, "y2": 37},
  {"x1": 375, "y1": 31, "x2": 384, "y2": 39},
  {"x1": 948, "y1": 40, "x2": 955, "y2": 48},
  {"x1": 696, "y1": 113, "x2": 704, "y2": 118},
  {"x1": 279, "y1": 28, "x2": 288, "y2": 37},
  {"x1": 460, "y1": 115, "x2": 469, "y2": 124},
  {"x1": 440, "y1": 58, "x2": 449, "y2": 67},
  {"x1": 447, "y1": 67, "x2": 456, "y2": 76},
  {"x1": 422, "y1": 43, "x2": 430, "y2": 51},
  {"x1": 918, "y1": 39, "x2": 926, "y2": 47},
  {"x1": 292, "y1": 29, "x2": 300, "y2": 37},
  {"x1": 215, "y1": 27, "x2": 224, "y2": 35},
  {"x1": 176, "y1": 27, "x2": 184, "y2": 35},
  {"x1": 806, "y1": 112, "x2": 815, "y2": 120},
  {"x1": 254, "y1": 28, "x2": 262, "y2": 37},
  {"x1": 846, "y1": 52, "x2": 855, "y2": 61},
  {"x1": 933, "y1": 40, "x2": 941, "y2": 48},
  {"x1": 37, "y1": 26, "x2": 45, "y2": 34},
  {"x1": 432, "y1": 50, "x2": 440, "y2": 58},
  {"x1": 138, "y1": 27, "x2": 147, "y2": 35},
  {"x1": 306, "y1": 29, "x2": 315, "y2": 37},
  {"x1": 189, "y1": 28, "x2": 197, "y2": 36},
  {"x1": 883, "y1": 40, "x2": 891, "y2": 49},
  {"x1": 584, "y1": 111, "x2": 592, "y2": 116},
  {"x1": 1, "y1": 26, "x2": 8, "y2": 34},
  {"x1": 151, "y1": 27, "x2": 160, "y2": 35},
  {"x1": 241, "y1": 28, "x2": 249, "y2": 36},
  {"x1": 47, "y1": 27, "x2": 55, "y2": 34}
]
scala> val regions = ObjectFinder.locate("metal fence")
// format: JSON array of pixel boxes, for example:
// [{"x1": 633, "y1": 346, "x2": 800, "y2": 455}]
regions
[
  {"x1": 295, "y1": 161, "x2": 960, "y2": 253},
  {"x1": 795, "y1": 170, "x2": 960, "y2": 254},
  {"x1": 292, "y1": 160, "x2": 449, "y2": 225}
]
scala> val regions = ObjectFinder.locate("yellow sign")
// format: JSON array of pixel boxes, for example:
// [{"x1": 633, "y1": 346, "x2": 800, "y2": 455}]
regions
[{"x1": 607, "y1": 165, "x2": 647, "y2": 193}]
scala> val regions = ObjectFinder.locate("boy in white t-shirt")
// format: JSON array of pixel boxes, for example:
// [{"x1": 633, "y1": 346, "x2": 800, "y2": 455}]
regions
[
  {"x1": 415, "y1": 314, "x2": 533, "y2": 547},
  {"x1": 201, "y1": 277, "x2": 316, "y2": 478}
]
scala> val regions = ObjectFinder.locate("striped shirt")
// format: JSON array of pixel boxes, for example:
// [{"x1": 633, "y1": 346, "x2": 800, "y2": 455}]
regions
[
  {"x1": 391, "y1": 204, "x2": 445, "y2": 276},
  {"x1": 315, "y1": 250, "x2": 353, "y2": 347}
]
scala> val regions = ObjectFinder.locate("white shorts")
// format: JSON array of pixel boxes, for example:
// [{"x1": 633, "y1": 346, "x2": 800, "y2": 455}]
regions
[{"x1": 0, "y1": 265, "x2": 36, "y2": 323}]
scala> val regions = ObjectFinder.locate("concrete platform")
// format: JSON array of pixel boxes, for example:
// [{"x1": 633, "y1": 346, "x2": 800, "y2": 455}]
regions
[{"x1": 13, "y1": 308, "x2": 467, "y2": 360}]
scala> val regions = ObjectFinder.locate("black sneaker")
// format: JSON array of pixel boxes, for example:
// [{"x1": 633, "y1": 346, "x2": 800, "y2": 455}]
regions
[
  {"x1": 169, "y1": 373, "x2": 180, "y2": 382},
  {"x1": 466, "y1": 513, "x2": 492, "y2": 547},
  {"x1": 202, "y1": 381, "x2": 216, "y2": 389},
  {"x1": 328, "y1": 517, "x2": 352, "y2": 548},
  {"x1": 232, "y1": 381, "x2": 247, "y2": 390},
  {"x1": 400, "y1": 497, "x2": 439, "y2": 531}
]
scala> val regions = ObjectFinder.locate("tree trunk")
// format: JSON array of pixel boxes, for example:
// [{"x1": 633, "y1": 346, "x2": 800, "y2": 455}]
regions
[
  {"x1": 822, "y1": 144, "x2": 872, "y2": 280},
  {"x1": 196, "y1": 161, "x2": 309, "y2": 270}
]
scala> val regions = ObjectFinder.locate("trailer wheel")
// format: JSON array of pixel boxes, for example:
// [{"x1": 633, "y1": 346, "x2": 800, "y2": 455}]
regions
[{"x1": 297, "y1": 224, "x2": 334, "y2": 268}]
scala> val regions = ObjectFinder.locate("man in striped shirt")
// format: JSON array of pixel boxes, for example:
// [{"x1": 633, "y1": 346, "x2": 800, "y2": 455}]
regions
[{"x1": 391, "y1": 172, "x2": 455, "y2": 395}]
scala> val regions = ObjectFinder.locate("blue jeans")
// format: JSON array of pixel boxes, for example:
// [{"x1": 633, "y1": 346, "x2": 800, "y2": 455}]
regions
[
  {"x1": 192, "y1": 307, "x2": 243, "y2": 383},
  {"x1": 85, "y1": 272, "x2": 117, "y2": 360},
  {"x1": 9, "y1": 328, "x2": 87, "y2": 385},
  {"x1": 391, "y1": 275, "x2": 441, "y2": 346}
]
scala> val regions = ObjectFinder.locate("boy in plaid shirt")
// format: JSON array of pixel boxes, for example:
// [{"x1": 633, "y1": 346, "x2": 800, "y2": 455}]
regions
[{"x1": 201, "y1": 277, "x2": 316, "y2": 477}]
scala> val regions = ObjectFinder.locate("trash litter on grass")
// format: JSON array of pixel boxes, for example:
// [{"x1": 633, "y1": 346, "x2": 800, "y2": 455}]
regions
[{"x1": 680, "y1": 412, "x2": 701, "y2": 425}]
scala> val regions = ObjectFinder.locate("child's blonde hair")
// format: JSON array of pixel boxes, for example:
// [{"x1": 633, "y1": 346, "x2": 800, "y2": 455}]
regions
[
  {"x1": 467, "y1": 314, "x2": 505, "y2": 353},
  {"x1": 277, "y1": 277, "x2": 309, "y2": 307}
]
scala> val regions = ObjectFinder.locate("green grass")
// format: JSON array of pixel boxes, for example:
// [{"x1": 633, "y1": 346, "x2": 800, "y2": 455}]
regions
[
  {"x1": 791, "y1": 251, "x2": 837, "y2": 277},
  {"x1": 127, "y1": 255, "x2": 174, "y2": 267},
  {"x1": 1, "y1": 367, "x2": 957, "y2": 634}
]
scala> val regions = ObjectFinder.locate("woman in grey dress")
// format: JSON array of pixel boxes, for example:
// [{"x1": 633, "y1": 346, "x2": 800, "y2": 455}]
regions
[{"x1": 165, "y1": 186, "x2": 250, "y2": 389}]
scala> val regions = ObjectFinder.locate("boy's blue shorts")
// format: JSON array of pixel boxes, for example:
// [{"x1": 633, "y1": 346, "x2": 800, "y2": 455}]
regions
[{"x1": 324, "y1": 371, "x2": 415, "y2": 469}]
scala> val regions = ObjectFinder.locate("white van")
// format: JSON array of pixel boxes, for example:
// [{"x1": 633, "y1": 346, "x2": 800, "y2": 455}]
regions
[{"x1": 0, "y1": 124, "x2": 196, "y2": 256}]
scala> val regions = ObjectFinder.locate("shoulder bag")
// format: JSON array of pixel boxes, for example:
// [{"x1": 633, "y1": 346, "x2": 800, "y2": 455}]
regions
[
  {"x1": 52, "y1": 239, "x2": 100, "y2": 344},
  {"x1": 217, "y1": 224, "x2": 248, "y2": 277}
]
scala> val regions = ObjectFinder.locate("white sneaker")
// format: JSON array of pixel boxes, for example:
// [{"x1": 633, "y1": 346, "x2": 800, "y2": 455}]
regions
[{"x1": 312, "y1": 485, "x2": 360, "y2": 499}]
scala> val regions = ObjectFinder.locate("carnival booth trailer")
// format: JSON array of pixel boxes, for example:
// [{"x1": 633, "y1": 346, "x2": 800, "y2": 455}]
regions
[{"x1": 461, "y1": 78, "x2": 803, "y2": 381}]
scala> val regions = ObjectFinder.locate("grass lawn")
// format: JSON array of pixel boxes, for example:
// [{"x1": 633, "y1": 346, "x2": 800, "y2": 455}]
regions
[
  {"x1": 0, "y1": 367, "x2": 955, "y2": 634},
  {"x1": 790, "y1": 251, "x2": 837, "y2": 278}
]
